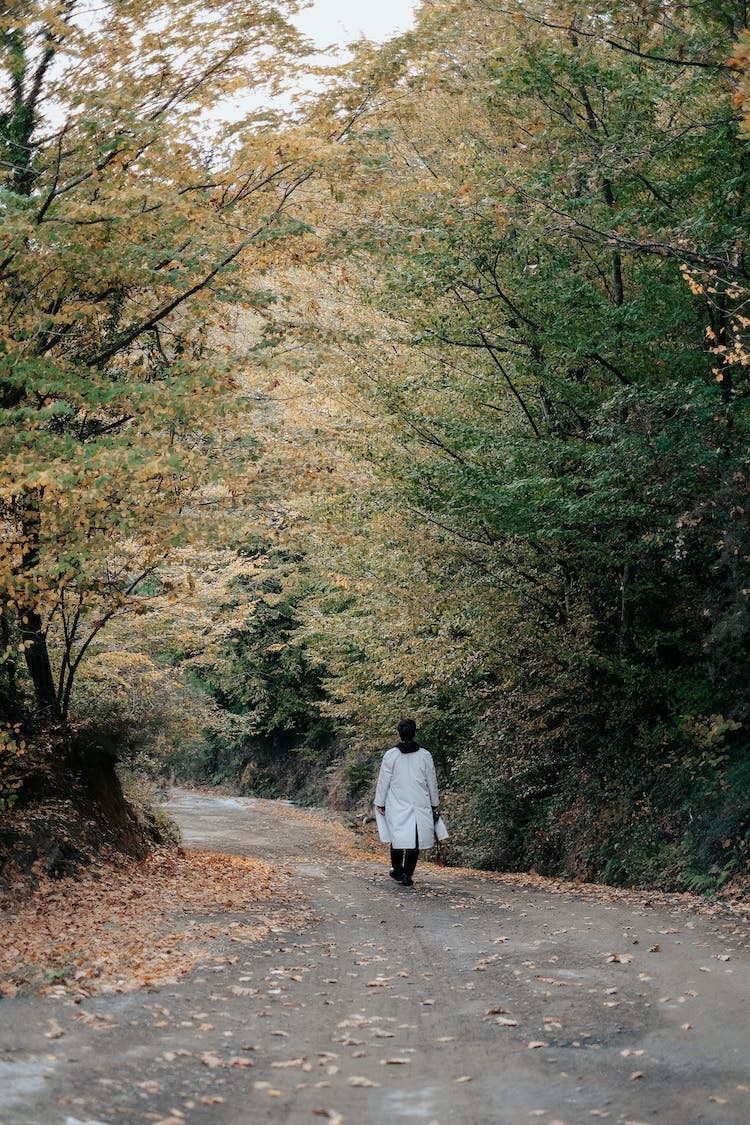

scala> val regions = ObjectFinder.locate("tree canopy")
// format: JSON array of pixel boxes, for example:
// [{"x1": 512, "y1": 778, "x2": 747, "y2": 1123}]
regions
[
  {"x1": 0, "y1": 0, "x2": 312, "y2": 725},
  {"x1": 247, "y1": 0, "x2": 750, "y2": 888},
  {"x1": 4, "y1": 0, "x2": 750, "y2": 893}
]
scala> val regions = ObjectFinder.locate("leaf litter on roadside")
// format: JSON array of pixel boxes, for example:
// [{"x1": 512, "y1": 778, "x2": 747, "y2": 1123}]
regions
[{"x1": 0, "y1": 847, "x2": 307, "y2": 996}]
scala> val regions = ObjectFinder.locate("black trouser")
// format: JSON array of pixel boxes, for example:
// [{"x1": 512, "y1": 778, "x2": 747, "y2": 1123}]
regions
[{"x1": 390, "y1": 827, "x2": 420, "y2": 879}]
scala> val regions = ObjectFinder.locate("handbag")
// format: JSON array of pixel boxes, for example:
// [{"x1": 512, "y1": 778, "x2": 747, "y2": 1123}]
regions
[{"x1": 434, "y1": 816, "x2": 450, "y2": 865}]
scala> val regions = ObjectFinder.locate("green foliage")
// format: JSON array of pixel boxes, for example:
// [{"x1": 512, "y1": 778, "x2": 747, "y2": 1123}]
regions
[
  {"x1": 273, "y1": 0, "x2": 750, "y2": 889},
  {"x1": 189, "y1": 551, "x2": 338, "y2": 798},
  {"x1": 71, "y1": 650, "x2": 218, "y2": 780}
]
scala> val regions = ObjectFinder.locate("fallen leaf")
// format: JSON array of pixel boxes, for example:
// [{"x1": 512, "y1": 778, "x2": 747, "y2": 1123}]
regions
[
  {"x1": 253, "y1": 1081, "x2": 282, "y2": 1096},
  {"x1": 527, "y1": 1041, "x2": 548, "y2": 1049},
  {"x1": 348, "y1": 1076, "x2": 380, "y2": 1087},
  {"x1": 454, "y1": 1075, "x2": 473, "y2": 1083},
  {"x1": 75, "y1": 1012, "x2": 116, "y2": 1030},
  {"x1": 381, "y1": 1057, "x2": 411, "y2": 1065},
  {"x1": 0, "y1": 851, "x2": 289, "y2": 999},
  {"x1": 136, "y1": 1080, "x2": 161, "y2": 1095},
  {"x1": 161, "y1": 1050, "x2": 193, "y2": 1063},
  {"x1": 200, "y1": 1053, "x2": 223, "y2": 1069},
  {"x1": 45, "y1": 1020, "x2": 65, "y2": 1040},
  {"x1": 474, "y1": 955, "x2": 501, "y2": 971}
]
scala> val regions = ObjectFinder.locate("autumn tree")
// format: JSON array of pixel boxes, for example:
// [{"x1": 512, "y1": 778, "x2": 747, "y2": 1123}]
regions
[
  {"x1": 258, "y1": 0, "x2": 750, "y2": 885},
  {"x1": 0, "y1": 0, "x2": 313, "y2": 725}
]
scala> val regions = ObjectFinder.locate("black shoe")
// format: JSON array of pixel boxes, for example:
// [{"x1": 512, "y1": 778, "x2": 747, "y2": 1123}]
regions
[
  {"x1": 400, "y1": 875, "x2": 413, "y2": 887},
  {"x1": 389, "y1": 869, "x2": 402, "y2": 881}
]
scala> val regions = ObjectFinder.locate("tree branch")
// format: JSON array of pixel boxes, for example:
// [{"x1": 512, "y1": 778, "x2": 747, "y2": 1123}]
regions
[{"x1": 480, "y1": 3, "x2": 735, "y2": 71}]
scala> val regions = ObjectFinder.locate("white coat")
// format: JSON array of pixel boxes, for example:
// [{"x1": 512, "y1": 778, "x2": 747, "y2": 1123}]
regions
[{"x1": 374, "y1": 745, "x2": 439, "y2": 849}]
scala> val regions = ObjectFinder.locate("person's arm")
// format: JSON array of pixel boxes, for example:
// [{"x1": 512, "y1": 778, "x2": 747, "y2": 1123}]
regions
[
  {"x1": 426, "y1": 751, "x2": 439, "y2": 813},
  {"x1": 374, "y1": 751, "x2": 393, "y2": 813}
]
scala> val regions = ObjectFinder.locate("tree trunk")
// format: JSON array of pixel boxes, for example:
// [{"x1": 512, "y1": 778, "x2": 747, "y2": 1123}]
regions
[
  {"x1": 19, "y1": 606, "x2": 61, "y2": 719},
  {"x1": 619, "y1": 560, "x2": 632, "y2": 657}
]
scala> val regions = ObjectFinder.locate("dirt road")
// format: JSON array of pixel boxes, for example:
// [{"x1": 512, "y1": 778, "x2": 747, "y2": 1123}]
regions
[{"x1": 2, "y1": 789, "x2": 750, "y2": 1124}]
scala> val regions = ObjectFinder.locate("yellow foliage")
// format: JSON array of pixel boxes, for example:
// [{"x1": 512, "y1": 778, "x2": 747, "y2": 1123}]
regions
[{"x1": 0, "y1": 0, "x2": 316, "y2": 717}]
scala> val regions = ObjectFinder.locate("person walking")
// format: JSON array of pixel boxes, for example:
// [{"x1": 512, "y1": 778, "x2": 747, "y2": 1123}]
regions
[{"x1": 374, "y1": 717, "x2": 441, "y2": 887}]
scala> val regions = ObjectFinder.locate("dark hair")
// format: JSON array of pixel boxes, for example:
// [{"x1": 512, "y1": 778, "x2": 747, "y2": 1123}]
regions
[{"x1": 397, "y1": 717, "x2": 417, "y2": 741}]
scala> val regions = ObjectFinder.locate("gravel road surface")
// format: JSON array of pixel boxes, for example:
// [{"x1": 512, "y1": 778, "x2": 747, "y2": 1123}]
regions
[{"x1": 1, "y1": 789, "x2": 749, "y2": 1125}]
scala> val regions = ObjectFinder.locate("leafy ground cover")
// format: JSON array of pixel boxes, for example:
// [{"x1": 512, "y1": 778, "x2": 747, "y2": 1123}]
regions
[{"x1": 0, "y1": 846, "x2": 305, "y2": 999}]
